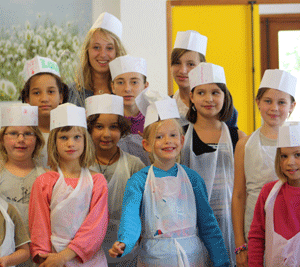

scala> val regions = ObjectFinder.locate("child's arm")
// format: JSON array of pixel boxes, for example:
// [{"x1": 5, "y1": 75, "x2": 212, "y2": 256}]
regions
[
  {"x1": 232, "y1": 136, "x2": 249, "y2": 267},
  {"x1": 109, "y1": 242, "x2": 126, "y2": 258},
  {"x1": 37, "y1": 247, "x2": 77, "y2": 267},
  {"x1": 66, "y1": 174, "x2": 109, "y2": 263},
  {"x1": 248, "y1": 182, "x2": 274, "y2": 266},
  {"x1": 0, "y1": 243, "x2": 30, "y2": 267}
]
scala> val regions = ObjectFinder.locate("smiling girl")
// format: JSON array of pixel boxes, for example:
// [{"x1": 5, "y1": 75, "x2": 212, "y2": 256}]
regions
[
  {"x1": 181, "y1": 62, "x2": 246, "y2": 266},
  {"x1": 248, "y1": 122, "x2": 300, "y2": 266},
  {"x1": 232, "y1": 70, "x2": 297, "y2": 267},
  {"x1": 29, "y1": 103, "x2": 109, "y2": 266},
  {"x1": 109, "y1": 97, "x2": 230, "y2": 267},
  {"x1": 69, "y1": 12, "x2": 126, "y2": 107}
]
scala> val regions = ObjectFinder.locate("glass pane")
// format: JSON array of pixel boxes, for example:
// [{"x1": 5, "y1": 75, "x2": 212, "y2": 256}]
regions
[{"x1": 278, "y1": 30, "x2": 300, "y2": 121}]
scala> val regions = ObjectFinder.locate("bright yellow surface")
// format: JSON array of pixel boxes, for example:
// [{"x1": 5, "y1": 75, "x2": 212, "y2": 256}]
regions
[{"x1": 172, "y1": 4, "x2": 261, "y2": 134}]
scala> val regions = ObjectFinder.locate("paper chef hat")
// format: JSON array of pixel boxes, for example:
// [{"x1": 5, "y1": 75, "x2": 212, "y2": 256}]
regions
[
  {"x1": 174, "y1": 30, "x2": 208, "y2": 56},
  {"x1": 109, "y1": 55, "x2": 147, "y2": 80},
  {"x1": 259, "y1": 69, "x2": 297, "y2": 98},
  {"x1": 50, "y1": 103, "x2": 87, "y2": 130},
  {"x1": 1, "y1": 104, "x2": 38, "y2": 127},
  {"x1": 23, "y1": 56, "x2": 60, "y2": 82},
  {"x1": 85, "y1": 94, "x2": 124, "y2": 117},
  {"x1": 91, "y1": 12, "x2": 122, "y2": 39},
  {"x1": 189, "y1": 63, "x2": 226, "y2": 90},
  {"x1": 278, "y1": 122, "x2": 300, "y2": 148}
]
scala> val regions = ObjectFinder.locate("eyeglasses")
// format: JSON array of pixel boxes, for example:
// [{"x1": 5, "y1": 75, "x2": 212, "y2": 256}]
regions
[{"x1": 4, "y1": 132, "x2": 36, "y2": 140}]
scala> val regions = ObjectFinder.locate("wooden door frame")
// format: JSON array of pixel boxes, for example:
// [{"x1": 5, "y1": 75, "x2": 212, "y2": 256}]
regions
[
  {"x1": 260, "y1": 13, "x2": 300, "y2": 77},
  {"x1": 167, "y1": 0, "x2": 300, "y2": 95}
]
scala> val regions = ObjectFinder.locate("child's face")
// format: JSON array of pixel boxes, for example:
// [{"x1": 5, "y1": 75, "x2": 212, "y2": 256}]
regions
[
  {"x1": 280, "y1": 146, "x2": 300, "y2": 187},
  {"x1": 2, "y1": 126, "x2": 37, "y2": 162},
  {"x1": 88, "y1": 31, "x2": 116, "y2": 75},
  {"x1": 91, "y1": 114, "x2": 121, "y2": 152},
  {"x1": 190, "y1": 83, "x2": 225, "y2": 120},
  {"x1": 144, "y1": 120, "x2": 184, "y2": 165},
  {"x1": 256, "y1": 88, "x2": 295, "y2": 128},
  {"x1": 112, "y1": 72, "x2": 148, "y2": 108},
  {"x1": 56, "y1": 127, "x2": 85, "y2": 163},
  {"x1": 26, "y1": 74, "x2": 63, "y2": 118},
  {"x1": 171, "y1": 51, "x2": 200, "y2": 90}
]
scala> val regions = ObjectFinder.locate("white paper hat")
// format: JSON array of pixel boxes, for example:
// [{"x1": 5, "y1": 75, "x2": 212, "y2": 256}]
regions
[
  {"x1": 1, "y1": 104, "x2": 38, "y2": 127},
  {"x1": 85, "y1": 94, "x2": 124, "y2": 117},
  {"x1": 174, "y1": 30, "x2": 208, "y2": 56},
  {"x1": 144, "y1": 98, "x2": 180, "y2": 128},
  {"x1": 22, "y1": 55, "x2": 60, "y2": 82},
  {"x1": 50, "y1": 103, "x2": 87, "y2": 130},
  {"x1": 278, "y1": 122, "x2": 300, "y2": 147},
  {"x1": 259, "y1": 69, "x2": 297, "y2": 98},
  {"x1": 189, "y1": 62, "x2": 226, "y2": 90},
  {"x1": 91, "y1": 12, "x2": 122, "y2": 39},
  {"x1": 109, "y1": 55, "x2": 147, "y2": 80}
]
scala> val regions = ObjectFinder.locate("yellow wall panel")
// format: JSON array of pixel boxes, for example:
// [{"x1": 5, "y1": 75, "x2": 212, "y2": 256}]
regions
[{"x1": 172, "y1": 4, "x2": 261, "y2": 134}]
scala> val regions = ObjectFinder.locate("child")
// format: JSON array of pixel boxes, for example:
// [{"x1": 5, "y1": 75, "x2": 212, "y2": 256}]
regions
[
  {"x1": 248, "y1": 122, "x2": 300, "y2": 266},
  {"x1": 109, "y1": 97, "x2": 230, "y2": 266},
  {"x1": 181, "y1": 62, "x2": 246, "y2": 266},
  {"x1": 171, "y1": 30, "x2": 238, "y2": 127},
  {"x1": 21, "y1": 55, "x2": 69, "y2": 168},
  {"x1": 29, "y1": 103, "x2": 109, "y2": 266},
  {"x1": 232, "y1": 69, "x2": 297, "y2": 266},
  {"x1": 86, "y1": 94, "x2": 145, "y2": 266},
  {"x1": 69, "y1": 12, "x2": 127, "y2": 107},
  {"x1": 0, "y1": 196, "x2": 30, "y2": 266},
  {"x1": 109, "y1": 55, "x2": 150, "y2": 165}
]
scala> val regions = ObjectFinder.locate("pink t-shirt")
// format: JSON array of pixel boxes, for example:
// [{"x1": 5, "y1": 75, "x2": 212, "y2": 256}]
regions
[
  {"x1": 125, "y1": 111, "x2": 145, "y2": 134},
  {"x1": 29, "y1": 171, "x2": 108, "y2": 263},
  {"x1": 248, "y1": 180, "x2": 300, "y2": 266}
]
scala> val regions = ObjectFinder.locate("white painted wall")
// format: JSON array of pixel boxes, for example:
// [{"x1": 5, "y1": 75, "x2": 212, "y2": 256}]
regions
[{"x1": 259, "y1": 4, "x2": 300, "y2": 14}]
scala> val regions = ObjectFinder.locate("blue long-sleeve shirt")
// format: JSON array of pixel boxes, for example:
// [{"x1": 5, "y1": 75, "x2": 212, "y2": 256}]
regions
[{"x1": 117, "y1": 164, "x2": 230, "y2": 267}]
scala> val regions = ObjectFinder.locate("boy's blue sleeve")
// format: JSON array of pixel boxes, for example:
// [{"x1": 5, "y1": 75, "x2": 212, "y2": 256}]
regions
[
  {"x1": 117, "y1": 167, "x2": 148, "y2": 256},
  {"x1": 181, "y1": 165, "x2": 230, "y2": 267}
]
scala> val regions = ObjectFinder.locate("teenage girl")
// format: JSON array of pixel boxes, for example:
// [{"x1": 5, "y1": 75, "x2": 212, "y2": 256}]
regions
[
  {"x1": 232, "y1": 69, "x2": 297, "y2": 267},
  {"x1": 29, "y1": 103, "x2": 109, "y2": 266},
  {"x1": 181, "y1": 62, "x2": 246, "y2": 266},
  {"x1": 0, "y1": 104, "x2": 45, "y2": 267},
  {"x1": 69, "y1": 12, "x2": 127, "y2": 107},
  {"x1": 21, "y1": 55, "x2": 69, "y2": 167},
  {"x1": 109, "y1": 98, "x2": 230, "y2": 267},
  {"x1": 86, "y1": 94, "x2": 145, "y2": 266},
  {"x1": 248, "y1": 122, "x2": 300, "y2": 266},
  {"x1": 171, "y1": 30, "x2": 238, "y2": 127}
]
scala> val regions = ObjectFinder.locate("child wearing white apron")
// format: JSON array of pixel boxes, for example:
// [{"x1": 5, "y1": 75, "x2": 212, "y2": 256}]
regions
[
  {"x1": 0, "y1": 197, "x2": 30, "y2": 267},
  {"x1": 86, "y1": 95, "x2": 145, "y2": 266},
  {"x1": 181, "y1": 63, "x2": 246, "y2": 266},
  {"x1": 248, "y1": 122, "x2": 300, "y2": 266},
  {"x1": 29, "y1": 103, "x2": 109, "y2": 266},
  {"x1": 232, "y1": 70, "x2": 297, "y2": 266},
  {"x1": 109, "y1": 98, "x2": 230, "y2": 266}
]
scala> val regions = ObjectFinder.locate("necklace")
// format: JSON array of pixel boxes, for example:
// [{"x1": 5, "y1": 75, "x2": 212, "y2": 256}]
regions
[{"x1": 96, "y1": 149, "x2": 119, "y2": 176}]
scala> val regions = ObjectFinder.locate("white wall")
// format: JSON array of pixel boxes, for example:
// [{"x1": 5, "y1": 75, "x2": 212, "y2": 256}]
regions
[{"x1": 259, "y1": 4, "x2": 300, "y2": 14}]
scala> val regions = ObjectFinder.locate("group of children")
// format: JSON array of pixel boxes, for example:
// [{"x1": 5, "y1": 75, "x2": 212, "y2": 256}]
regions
[{"x1": 0, "y1": 10, "x2": 300, "y2": 267}]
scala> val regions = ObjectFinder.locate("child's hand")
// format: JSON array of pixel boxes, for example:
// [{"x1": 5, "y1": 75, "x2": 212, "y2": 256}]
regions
[
  {"x1": 38, "y1": 253, "x2": 65, "y2": 267},
  {"x1": 236, "y1": 250, "x2": 248, "y2": 267},
  {"x1": 109, "y1": 242, "x2": 125, "y2": 258},
  {"x1": 0, "y1": 256, "x2": 9, "y2": 267}
]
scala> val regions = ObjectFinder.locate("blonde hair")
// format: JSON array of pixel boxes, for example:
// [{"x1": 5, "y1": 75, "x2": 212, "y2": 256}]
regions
[
  {"x1": 0, "y1": 126, "x2": 44, "y2": 162},
  {"x1": 143, "y1": 119, "x2": 183, "y2": 164},
  {"x1": 47, "y1": 126, "x2": 95, "y2": 169},
  {"x1": 75, "y1": 28, "x2": 127, "y2": 93},
  {"x1": 275, "y1": 147, "x2": 288, "y2": 182}
]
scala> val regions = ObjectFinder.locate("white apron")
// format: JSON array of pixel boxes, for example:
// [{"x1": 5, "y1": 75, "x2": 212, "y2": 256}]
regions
[
  {"x1": 181, "y1": 122, "x2": 235, "y2": 266},
  {"x1": 102, "y1": 151, "x2": 138, "y2": 266},
  {"x1": 0, "y1": 197, "x2": 15, "y2": 262},
  {"x1": 50, "y1": 167, "x2": 107, "y2": 267},
  {"x1": 118, "y1": 134, "x2": 151, "y2": 166},
  {"x1": 265, "y1": 181, "x2": 300, "y2": 266},
  {"x1": 244, "y1": 128, "x2": 278, "y2": 239},
  {"x1": 139, "y1": 164, "x2": 202, "y2": 267}
]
